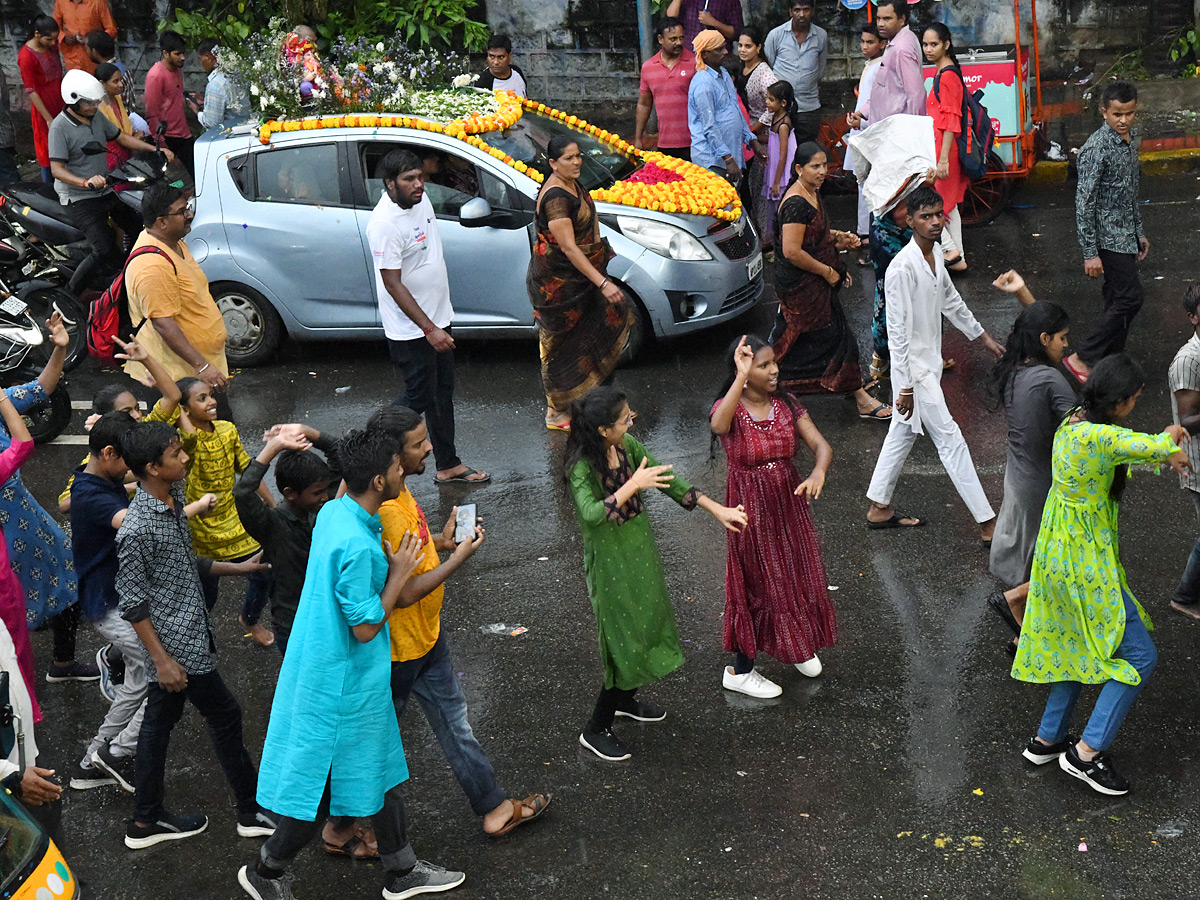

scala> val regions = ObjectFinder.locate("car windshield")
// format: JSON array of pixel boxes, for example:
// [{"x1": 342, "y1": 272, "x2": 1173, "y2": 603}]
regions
[
  {"x1": 0, "y1": 788, "x2": 46, "y2": 890},
  {"x1": 476, "y1": 109, "x2": 641, "y2": 190}
]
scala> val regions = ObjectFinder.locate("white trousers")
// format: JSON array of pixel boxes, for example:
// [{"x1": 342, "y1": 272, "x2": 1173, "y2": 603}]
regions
[
  {"x1": 866, "y1": 390, "x2": 995, "y2": 523},
  {"x1": 83, "y1": 609, "x2": 149, "y2": 763},
  {"x1": 857, "y1": 185, "x2": 871, "y2": 237},
  {"x1": 940, "y1": 206, "x2": 964, "y2": 261}
]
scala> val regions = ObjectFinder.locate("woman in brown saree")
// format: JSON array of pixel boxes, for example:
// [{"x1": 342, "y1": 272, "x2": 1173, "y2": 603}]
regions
[
  {"x1": 528, "y1": 135, "x2": 633, "y2": 431},
  {"x1": 770, "y1": 142, "x2": 891, "y2": 421}
]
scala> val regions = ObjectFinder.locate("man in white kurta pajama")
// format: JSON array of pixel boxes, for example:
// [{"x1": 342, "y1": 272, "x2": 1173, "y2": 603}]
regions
[{"x1": 865, "y1": 186, "x2": 1002, "y2": 535}]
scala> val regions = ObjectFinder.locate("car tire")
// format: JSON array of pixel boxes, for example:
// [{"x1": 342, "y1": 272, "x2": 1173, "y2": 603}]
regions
[
  {"x1": 617, "y1": 287, "x2": 650, "y2": 368},
  {"x1": 211, "y1": 282, "x2": 284, "y2": 367},
  {"x1": 3, "y1": 364, "x2": 71, "y2": 444}
]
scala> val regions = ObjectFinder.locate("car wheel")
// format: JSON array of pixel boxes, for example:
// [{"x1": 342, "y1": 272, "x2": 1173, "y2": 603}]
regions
[
  {"x1": 211, "y1": 282, "x2": 284, "y2": 367},
  {"x1": 617, "y1": 288, "x2": 650, "y2": 368}
]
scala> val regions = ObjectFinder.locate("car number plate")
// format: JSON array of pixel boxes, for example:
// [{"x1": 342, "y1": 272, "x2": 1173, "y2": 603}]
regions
[
  {"x1": 747, "y1": 253, "x2": 763, "y2": 281},
  {"x1": 0, "y1": 296, "x2": 27, "y2": 316}
]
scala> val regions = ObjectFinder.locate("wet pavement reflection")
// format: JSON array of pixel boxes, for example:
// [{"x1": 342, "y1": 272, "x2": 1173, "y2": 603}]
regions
[{"x1": 24, "y1": 173, "x2": 1200, "y2": 898}]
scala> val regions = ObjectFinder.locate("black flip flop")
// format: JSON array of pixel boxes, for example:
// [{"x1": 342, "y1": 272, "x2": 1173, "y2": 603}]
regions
[
  {"x1": 866, "y1": 512, "x2": 925, "y2": 530},
  {"x1": 435, "y1": 466, "x2": 491, "y2": 485},
  {"x1": 987, "y1": 590, "x2": 1021, "y2": 636}
]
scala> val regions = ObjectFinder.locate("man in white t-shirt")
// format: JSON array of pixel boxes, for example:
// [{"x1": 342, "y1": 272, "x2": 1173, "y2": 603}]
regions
[
  {"x1": 477, "y1": 34, "x2": 527, "y2": 97},
  {"x1": 365, "y1": 149, "x2": 490, "y2": 485}
]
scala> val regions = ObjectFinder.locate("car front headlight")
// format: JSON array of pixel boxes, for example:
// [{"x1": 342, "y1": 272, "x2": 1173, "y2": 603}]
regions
[{"x1": 615, "y1": 216, "x2": 712, "y2": 261}]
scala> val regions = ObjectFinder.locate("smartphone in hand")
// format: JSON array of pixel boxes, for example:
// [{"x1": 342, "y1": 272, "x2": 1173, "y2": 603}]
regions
[{"x1": 454, "y1": 504, "x2": 477, "y2": 544}]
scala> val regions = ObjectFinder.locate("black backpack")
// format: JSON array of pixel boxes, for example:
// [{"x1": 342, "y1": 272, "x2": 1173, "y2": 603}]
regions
[{"x1": 932, "y1": 65, "x2": 995, "y2": 181}]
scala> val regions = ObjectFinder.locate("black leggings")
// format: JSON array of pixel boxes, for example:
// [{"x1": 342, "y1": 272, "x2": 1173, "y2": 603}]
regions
[
  {"x1": 50, "y1": 605, "x2": 80, "y2": 665},
  {"x1": 587, "y1": 686, "x2": 636, "y2": 732},
  {"x1": 733, "y1": 652, "x2": 754, "y2": 675}
]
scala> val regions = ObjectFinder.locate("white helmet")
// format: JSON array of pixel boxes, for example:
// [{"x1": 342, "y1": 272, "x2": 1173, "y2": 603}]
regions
[{"x1": 61, "y1": 70, "x2": 105, "y2": 105}]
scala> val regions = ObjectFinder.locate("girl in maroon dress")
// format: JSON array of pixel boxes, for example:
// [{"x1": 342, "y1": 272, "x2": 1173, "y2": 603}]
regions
[{"x1": 710, "y1": 334, "x2": 838, "y2": 699}]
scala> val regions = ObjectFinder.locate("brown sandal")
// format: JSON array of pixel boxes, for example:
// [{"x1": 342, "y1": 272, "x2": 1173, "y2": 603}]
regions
[
  {"x1": 487, "y1": 793, "x2": 552, "y2": 838},
  {"x1": 324, "y1": 825, "x2": 379, "y2": 860}
]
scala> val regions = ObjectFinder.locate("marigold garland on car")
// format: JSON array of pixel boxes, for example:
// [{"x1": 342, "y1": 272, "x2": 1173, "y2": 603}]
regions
[{"x1": 257, "y1": 91, "x2": 740, "y2": 221}]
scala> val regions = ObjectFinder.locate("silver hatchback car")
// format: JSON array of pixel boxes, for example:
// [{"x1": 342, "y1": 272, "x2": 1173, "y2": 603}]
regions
[{"x1": 187, "y1": 107, "x2": 763, "y2": 366}]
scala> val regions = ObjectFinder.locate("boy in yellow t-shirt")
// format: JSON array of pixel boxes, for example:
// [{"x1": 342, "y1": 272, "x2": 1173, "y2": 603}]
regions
[{"x1": 371, "y1": 405, "x2": 551, "y2": 839}]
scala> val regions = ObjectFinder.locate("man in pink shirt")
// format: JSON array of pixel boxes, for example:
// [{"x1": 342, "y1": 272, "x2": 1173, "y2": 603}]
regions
[
  {"x1": 847, "y1": 0, "x2": 925, "y2": 128},
  {"x1": 144, "y1": 30, "x2": 196, "y2": 174},
  {"x1": 634, "y1": 17, "x2": 696, "y2": 160}
]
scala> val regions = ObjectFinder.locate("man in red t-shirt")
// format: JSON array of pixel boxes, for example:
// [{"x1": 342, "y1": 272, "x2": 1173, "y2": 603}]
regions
[
  {"x1": 634, "y1": 17, "x2": 696, "y2": 160},
  {"x1": 144, "y1": 30, "x2": 196, "y2": 174},
  {"x1": 18, "y1": 15, "x2": 65, "y2": 181}
]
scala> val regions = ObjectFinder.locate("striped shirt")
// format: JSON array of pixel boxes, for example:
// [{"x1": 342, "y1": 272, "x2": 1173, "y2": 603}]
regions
[
  {"x1": 638, "y1": 50, "x2": 696, "y2": 150},
  {"x1": 1169, "y1": 333, "x2": 1200, "y2": 492}
]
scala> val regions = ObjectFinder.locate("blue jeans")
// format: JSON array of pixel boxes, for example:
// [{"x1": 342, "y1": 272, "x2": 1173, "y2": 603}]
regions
[
  {"x1": 1173, "y1": 490, "x2": 1200, "y2": 606},
  {"x1": 390, "y1": 632, "x2": 506, "y2": 817},
  {"x1": 1036, "y1": 592, "x2": 1157, "y2": 752}
]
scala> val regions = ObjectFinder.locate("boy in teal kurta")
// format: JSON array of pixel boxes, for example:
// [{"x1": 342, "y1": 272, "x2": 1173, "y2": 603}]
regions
[
  {"x1": 1011, "y1": 354, "x2": 1187, "y2": 797},
  {"x1": 239, "y1": 429, "x2": 466, "y2": 900},
  {"x1": 566, "y1": 388, "x2": 747, "y2": 763}
]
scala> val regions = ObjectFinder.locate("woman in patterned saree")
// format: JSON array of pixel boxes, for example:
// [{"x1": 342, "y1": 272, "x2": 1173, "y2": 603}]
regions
[
  {"x1": 527, "y1": 135, "x2": 633, "y2": 432},
  {"x1": 1012, "y1": 354, "x2": 1189, "y2": 796}
]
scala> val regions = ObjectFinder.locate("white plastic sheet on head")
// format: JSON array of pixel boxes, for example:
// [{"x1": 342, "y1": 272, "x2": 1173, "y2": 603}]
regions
[{"x1": 845, "y1": 114, "x2": 937, "y2": 216}]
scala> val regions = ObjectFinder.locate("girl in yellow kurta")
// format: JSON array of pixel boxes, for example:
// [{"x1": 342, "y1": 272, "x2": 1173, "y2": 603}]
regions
[
  {"x1": 1012, "y1": 354, "x2": 1188, "y2": 796},
  {"x1": 176, "y1": 378, "x2": 274, "y2": 644}
]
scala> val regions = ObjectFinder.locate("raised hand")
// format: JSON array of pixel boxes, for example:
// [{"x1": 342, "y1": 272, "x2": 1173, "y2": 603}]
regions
[
  {"x1": 629, "y1": 456, "x2": 674, "y2": 492},
  {"x1": 992, "y1": 270, "x2": 1026, "y2": 294},
  {"x1": 733, "y1": 335, "x2": 754, "y2": 380},
  {"x1": 113, "y1": 335, "x2": 149, "y2": 362},
  {"x1": 46, "y1": 310, "x2": 68, "y2": 348}
]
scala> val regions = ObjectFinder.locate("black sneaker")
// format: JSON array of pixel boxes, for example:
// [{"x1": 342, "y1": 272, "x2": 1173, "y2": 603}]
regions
[
  {"x1": 93, "y1": 742, "x2": 136, "y2": 793},
  {"x1": 238, "y1": 864, "x2": 296, "y2": 900},
  {"x1": 124, "y1": 811, "x2": 209, "y2": 849},
  {"x1": 1059, "y1": 743, "x2": 1130, "y2": 796},
  {"x1": 69, "y1": 760, "x2": 116, "y2": 791},
  {"x1": 578, "y1": 727, "x2": 631, "y2": 762},
  {"x1": 237, "y1": 806, "x2": 278, "y2": 838},
  {"x1": 45, "y1": 660, "x2": 101, "y2": 683},
  {"x1": 1022, "y1": 734, "x2": 1075, "y2": 766},
  {"x1": 614, "y1": 698, "x2": 666, "y2": 723},
  {"x1": 382, "y1": 860, "x2": 466, "y2": 899}
]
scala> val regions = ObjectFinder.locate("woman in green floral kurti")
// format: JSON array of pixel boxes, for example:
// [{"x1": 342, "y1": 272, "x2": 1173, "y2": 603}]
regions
[
  {"x1": 1012, "y1": 355, "x2": 1188, "y2": 795},
  {"x1": 567, "y1": 387, "x2": 747, "y2": 762}
]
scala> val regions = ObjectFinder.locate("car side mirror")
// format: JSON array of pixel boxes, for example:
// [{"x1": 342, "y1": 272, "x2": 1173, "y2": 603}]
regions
[{"x1": 458, "y1": 196, "x2": 493, "y2": 227}]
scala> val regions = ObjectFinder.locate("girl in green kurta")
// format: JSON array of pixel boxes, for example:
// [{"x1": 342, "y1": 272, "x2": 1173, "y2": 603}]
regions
[
  {"x1": 566, "y1": 387, "x2": 748, "y2": 762},
  {"x1": 1012, "y1": 355, "x2": 1189, "y2": 796}
]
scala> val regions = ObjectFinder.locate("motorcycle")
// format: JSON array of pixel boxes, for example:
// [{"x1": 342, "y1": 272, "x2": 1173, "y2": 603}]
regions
[
  {"x1": 0, "y1": 288, "x2": 71, "y2": 444},
  {"x1": 0, "y1": 151, "x2": 178, "y2": 373}
]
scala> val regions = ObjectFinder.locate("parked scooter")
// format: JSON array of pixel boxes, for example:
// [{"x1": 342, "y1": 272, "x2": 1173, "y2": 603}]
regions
[
  {"x1": 0, "y1": 284, "x2": 71, "y2": 444},
  {"x1": 0, "y1": 151, "x2": 176, "y2": 373}
]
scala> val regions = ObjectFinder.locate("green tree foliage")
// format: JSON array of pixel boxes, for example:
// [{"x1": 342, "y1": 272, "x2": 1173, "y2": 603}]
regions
[{"x1": 163, "y1": 0, "x2": 488, "y2": 50}]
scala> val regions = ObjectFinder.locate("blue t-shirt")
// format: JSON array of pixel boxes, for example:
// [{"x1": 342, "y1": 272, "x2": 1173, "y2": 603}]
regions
[{"x1": 70, "y1": 468, "x2": 130, "y2": 621}]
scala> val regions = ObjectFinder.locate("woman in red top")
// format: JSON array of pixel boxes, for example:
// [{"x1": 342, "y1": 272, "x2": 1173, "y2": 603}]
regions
[
  {"x1": 17, "y1": 16, "x2": 65, "y2": 181},
  {"x1": 923, "y1": 23, "x2": 969, "y2": 273}
]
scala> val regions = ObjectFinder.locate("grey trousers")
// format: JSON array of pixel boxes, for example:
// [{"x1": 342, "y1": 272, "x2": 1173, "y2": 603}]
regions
[{"x1": 83, "y1": 609, "x2": 149, "y2": 762}]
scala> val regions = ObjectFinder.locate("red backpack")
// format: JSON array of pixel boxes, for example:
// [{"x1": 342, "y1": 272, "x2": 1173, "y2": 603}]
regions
[{"x1": 86, "y1": 246, "x2": 175, "y2": 365}]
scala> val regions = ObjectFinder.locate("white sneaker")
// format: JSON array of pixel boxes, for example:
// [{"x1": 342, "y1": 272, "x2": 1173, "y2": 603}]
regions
[
  {"x1": 794, "y1": 656, "x2": 823, "y2": 678},
  {"x1": 722, "y1": 666, "x2": 782, "y2": 699}
]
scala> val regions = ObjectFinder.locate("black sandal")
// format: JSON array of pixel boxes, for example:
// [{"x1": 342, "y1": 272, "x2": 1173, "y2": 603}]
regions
[{"x1": 987, "y1": 591, "x2": 1021, "y2": 636}]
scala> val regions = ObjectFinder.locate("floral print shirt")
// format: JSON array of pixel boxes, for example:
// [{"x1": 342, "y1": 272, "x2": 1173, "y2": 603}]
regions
[{"x1": 1076, "y1": 123, "x2": 1143, "y2": 258}]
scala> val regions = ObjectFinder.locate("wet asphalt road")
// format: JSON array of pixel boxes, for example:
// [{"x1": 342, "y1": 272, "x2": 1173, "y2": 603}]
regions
[{"x1": 22, "y1": 172, "x2": 1200, "y2": 900}]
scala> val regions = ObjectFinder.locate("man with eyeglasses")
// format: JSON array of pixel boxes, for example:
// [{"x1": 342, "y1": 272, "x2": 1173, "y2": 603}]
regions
[
  {"x1": 122, "y1": 182, "x2": 230, "y2": 408},
  {"x1": 49, "y1": 68, "x2": 154, "y2": 295}
]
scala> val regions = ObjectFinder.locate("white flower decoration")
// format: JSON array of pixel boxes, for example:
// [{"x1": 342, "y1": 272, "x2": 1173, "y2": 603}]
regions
[
  {"x1": 451, "y1": 74, "x2": 471, "y2": 88},
  {"x1": 375, "y1": 42, "x2": 385, "y2": 52}
]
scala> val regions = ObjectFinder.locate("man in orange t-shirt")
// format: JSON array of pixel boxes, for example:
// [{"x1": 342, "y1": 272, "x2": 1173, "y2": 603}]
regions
[
  {"x1": 52, "y1": 0, "x2": 116, "y2": 74},
  {"x1": 371, "y1": 405, "x2": 551, "y2": 838}
]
